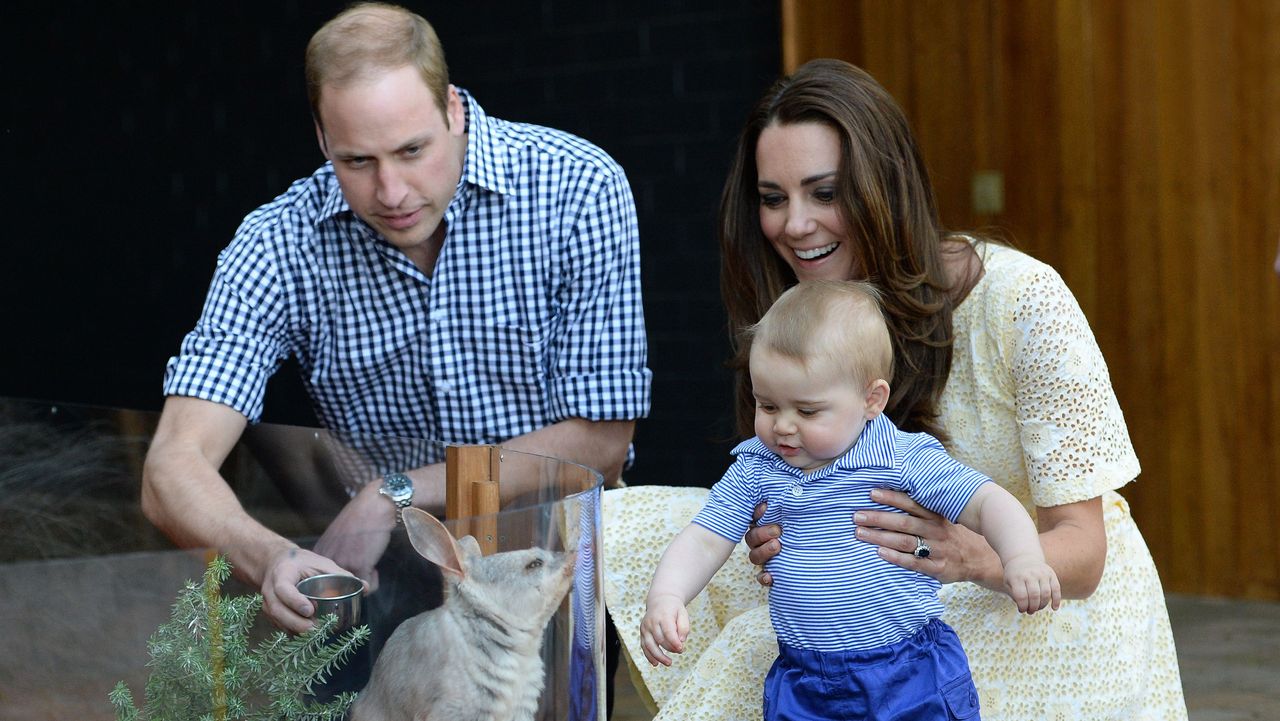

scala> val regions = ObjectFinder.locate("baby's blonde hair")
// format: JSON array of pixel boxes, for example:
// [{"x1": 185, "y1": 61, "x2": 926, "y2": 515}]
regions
[{"x1": 748, "y1": 280, "x2": 895, "y2": 386}]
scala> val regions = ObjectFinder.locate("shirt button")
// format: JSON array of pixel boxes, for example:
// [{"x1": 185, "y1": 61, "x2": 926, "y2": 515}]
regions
[
  {"x1": 437, "y1": 380, "x2": 454, "y2": 393},
  {"x1": 790, "y1": 484, "x2": 802, "y2": 497}
]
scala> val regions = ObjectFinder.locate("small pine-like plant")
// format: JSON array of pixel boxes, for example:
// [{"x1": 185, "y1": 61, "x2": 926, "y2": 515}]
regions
[{"x1": 109, "y1": 555, "x2": 370, "y2": 721}]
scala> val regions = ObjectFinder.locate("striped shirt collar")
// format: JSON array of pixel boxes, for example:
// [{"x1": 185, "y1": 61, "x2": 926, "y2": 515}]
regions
[{"x1": 733, "y1": 414, "x2": 900, "y2": 478}]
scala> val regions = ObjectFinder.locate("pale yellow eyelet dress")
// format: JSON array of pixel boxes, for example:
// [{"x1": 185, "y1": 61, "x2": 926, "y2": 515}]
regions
[{"x1": 603, "y1": 241, "x2": 1187, "y2": 720}]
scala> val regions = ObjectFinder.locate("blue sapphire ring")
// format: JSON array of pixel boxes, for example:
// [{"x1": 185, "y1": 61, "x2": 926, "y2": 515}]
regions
[{"x1": 912, "y1": 536, "x2": 932, "y2": 559}]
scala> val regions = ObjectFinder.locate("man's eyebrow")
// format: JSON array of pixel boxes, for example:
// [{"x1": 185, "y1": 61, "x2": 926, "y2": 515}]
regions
[
  {"x1": 330, "y1": 133, "x2": 434, "y2": 159},
  {"x1": 395, "y1": 133, "x2": 433, "y2": 152}
]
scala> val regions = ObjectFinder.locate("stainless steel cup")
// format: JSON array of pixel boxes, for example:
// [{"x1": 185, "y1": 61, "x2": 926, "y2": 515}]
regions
[{"x1": 296, "y1": 574, "x2": 364, "y2": 632}]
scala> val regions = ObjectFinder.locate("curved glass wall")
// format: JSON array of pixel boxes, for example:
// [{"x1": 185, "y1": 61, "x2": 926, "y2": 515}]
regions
[{"x1": 0, "y1": 398, "x2": 604, "y2": 720}]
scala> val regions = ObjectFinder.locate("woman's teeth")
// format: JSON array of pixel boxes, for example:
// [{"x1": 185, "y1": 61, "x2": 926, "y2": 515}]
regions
[{"x1": 795, "y1": 242, "x2": 838, "y2": 260}]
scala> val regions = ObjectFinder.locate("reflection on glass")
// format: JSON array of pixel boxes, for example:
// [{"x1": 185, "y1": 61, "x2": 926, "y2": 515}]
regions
[{"x1": 0, "y1": 398, "x2": 604, "y2": 721}]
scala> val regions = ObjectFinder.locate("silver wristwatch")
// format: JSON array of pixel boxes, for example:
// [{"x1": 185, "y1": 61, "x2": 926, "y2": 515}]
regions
[{"x1": 378, "y1": 472, "x2": 414, "y2": 523}]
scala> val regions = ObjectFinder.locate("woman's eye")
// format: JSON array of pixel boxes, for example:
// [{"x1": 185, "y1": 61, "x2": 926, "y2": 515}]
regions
[
  {"x1": 813, "y1": 187, "x2": 836, "y2": 203},
  {"x1": 759, "y1": 194, "x2": 785, "y2": 209}
]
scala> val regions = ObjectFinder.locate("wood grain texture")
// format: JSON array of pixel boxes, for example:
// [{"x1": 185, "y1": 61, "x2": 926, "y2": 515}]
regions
[{"x1": 782, "y1": 0, "x2": 1280, "y2": 599}]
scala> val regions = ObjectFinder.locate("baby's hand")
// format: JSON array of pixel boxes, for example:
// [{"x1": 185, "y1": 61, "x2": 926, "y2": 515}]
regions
[
  {"x1": 1003, "y1": 556, "x2": 1062, "y2": 614},
  {"x1": 640, "y1": 593, "x2": 690, "y2": 667}
]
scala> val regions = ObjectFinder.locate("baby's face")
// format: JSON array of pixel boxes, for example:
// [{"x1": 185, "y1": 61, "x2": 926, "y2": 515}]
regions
[{"x1": 750, "y1": 349, "x2": 869, "y2": 471}]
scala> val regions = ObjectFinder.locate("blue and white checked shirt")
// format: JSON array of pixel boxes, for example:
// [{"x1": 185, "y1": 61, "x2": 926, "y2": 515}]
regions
[
  {"x1": 164, "y1": 90, "x2": 651, "y2": 469},
  {"x1": 693, "y1": 414, "x2": 990, "y2": 652}
]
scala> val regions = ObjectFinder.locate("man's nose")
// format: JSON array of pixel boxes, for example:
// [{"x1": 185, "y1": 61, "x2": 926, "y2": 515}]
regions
[{"x1": 375, "y1": 165, "x2": 409, "y2": 208}]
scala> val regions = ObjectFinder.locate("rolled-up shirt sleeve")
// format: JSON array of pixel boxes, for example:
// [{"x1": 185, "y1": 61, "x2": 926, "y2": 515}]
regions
[
  {"x1": 162, "y1": 237, "x2": 290, "y2": 423},
  {"x1": 546, "y1": 163, "x2": 651, "y2": 422}
]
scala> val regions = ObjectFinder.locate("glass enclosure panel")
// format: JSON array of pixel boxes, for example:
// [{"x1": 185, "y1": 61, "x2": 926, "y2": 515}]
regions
[{"x1": 0, "y1": 398, "x2": 604, "y2": 720}]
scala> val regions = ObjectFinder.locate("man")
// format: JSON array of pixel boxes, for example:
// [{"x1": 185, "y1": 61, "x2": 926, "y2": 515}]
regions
[{"x1": 141, "y1": 2, "x2": 649, "y2": 644}]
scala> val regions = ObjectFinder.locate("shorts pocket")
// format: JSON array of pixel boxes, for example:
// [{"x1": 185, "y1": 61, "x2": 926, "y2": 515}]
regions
[{"x1": 940, "y1": 672, "x2": 981, "y2": 719}]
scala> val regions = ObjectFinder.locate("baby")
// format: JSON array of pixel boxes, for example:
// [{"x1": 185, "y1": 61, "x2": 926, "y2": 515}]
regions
[{"x1": 641, "y1": 280, "x2": 1060, "y2": 720}]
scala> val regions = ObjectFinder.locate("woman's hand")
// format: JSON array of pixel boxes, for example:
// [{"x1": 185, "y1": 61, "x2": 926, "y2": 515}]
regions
[
  {"x1": 853, "y1": 488, "x2": 1005, "y2": 591},
  {"x1": 744, "y1": 502, "x2": 781, "y2": 586}
]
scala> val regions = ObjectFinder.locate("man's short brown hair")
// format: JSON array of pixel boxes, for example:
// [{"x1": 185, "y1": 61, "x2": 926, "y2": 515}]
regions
[{"x1": 305, "y1": 2, "x2": 449, "y2": 128}]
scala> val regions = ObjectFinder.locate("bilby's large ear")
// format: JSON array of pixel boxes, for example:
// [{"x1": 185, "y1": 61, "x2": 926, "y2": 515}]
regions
[
  {"x1": 456, "y1": 535, "x2": 482, "y2": 559},
  {"x1": 403, "y1": 508, "x2": 467, "y2": 579}
]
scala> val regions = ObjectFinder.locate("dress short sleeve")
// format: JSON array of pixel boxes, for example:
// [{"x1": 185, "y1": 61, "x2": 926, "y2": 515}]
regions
[{"x1": 996, "y1": 251, "x2": 1141, "y2": 506}]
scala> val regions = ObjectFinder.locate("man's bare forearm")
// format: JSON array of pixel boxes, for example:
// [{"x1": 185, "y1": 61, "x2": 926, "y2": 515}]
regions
[{"x1": 141, "y1": 396, "x2": 293, "y2": 585}]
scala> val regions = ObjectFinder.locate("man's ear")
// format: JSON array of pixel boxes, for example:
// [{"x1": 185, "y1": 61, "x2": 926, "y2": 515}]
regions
[
  {"x1": 864, "y1": 379, "x2": 890, "y2": 419},
  {"x1": 315, "y1": 118, "x2": 330, "y2": 159},
  {"x1": 445, "y1": 84, "x2": 464, "y2": 134}
]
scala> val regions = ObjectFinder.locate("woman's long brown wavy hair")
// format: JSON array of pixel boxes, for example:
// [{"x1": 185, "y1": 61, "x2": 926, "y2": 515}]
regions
[{"x1": 719, "y1": 59, "x2": 960, "y2": 442}]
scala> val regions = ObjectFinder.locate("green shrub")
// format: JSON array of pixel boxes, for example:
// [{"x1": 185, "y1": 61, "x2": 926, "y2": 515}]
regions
[{"x1": 109, "y1": 555, "x2": 369, "y2": 721}]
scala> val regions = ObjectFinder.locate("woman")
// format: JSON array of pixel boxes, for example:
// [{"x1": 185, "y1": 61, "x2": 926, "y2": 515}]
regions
[{"x1": 602, "y1": 59, "x2": 1186, "y2": 719}]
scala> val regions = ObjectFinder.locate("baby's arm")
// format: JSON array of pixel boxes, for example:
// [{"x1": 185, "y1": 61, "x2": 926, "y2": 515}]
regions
[
  {"x1": 640, "y1": 524, "x2": 737, "y2": 666},
  {"x1": 956, "y1": 484, "x2": 1062, "y2": 613}
]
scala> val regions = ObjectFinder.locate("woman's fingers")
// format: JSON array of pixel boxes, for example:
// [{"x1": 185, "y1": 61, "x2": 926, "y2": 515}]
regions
[
  {"x1": 869, "y1": 488, "x2": 942, "y2": 520},
  {"x1": 747, "y1": 533, "x2": 781, "y2": 566},
  {"x1": 854, "y1": 524, "x2": 923, "y2": 554},
  {"x1": 870, "y1": 487, "x2": 925, "y2": 513}
]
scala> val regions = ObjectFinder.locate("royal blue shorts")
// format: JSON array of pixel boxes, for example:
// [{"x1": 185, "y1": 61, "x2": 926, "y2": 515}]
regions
[{"x1": 763, "y1": 619, "x2": 981, "y2": 720}]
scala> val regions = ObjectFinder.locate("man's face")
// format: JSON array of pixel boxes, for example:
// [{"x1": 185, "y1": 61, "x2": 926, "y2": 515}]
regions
[{"x1": 316, "y1": 65, "x2": 466, "y2": 270}]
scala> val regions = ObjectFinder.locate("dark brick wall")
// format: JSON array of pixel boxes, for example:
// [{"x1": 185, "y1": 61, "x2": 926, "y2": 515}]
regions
[{"x1": 0, "y1": 2, "x2": 781, "y2": 487}]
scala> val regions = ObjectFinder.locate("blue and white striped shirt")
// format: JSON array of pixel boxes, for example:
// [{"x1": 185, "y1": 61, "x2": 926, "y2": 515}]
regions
[
  {"x1": 693, "y1": 414, "x2": 989, "y2": 651},
  {"x1": 164, "y1": 90, "x2": 651, "y2": 471}
]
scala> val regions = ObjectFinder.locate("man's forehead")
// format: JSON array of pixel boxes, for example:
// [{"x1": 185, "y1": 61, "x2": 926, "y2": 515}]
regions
[{"x1": 315, "y1": 65, "x2": 446, "y2": 124}]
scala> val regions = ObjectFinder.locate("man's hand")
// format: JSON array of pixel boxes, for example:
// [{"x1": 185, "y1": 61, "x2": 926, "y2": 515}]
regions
[
  {"x1": 260, "y1": 543, "x2": 359, "y2": 634},
  {"x1": 313, "y1": 482, "x2": 398, "y2": 595}
]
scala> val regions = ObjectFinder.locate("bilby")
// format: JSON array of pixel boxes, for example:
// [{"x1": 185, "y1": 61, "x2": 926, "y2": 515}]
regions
[{"x1": 352, "y1": 507, "x2": 577, "y2": 721}]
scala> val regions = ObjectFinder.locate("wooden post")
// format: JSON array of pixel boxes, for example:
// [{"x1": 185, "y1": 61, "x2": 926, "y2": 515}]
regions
[{"x1": 445, "y1": 445, "x2": 501, "y2": 554}]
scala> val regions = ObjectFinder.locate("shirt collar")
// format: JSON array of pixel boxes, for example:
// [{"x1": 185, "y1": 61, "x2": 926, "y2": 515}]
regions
[
  {"x1": 318, "y1": 166, "x2": 352, "y2": 224},
  {"x1": 457, "y1": 88, "x2": 514, "y2": 196},
  {"x1": 731, "y1": 414, "x2": 899, "y2": 479}
]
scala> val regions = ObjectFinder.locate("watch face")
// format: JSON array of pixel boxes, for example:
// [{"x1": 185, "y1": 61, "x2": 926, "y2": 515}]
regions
[{"x1": 380, "y1": 473, "x2": 413, "y2": 504}]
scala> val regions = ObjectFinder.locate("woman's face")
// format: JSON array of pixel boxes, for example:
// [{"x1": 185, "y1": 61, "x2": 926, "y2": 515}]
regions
[{"x1": 755, "y1": 121, "x2": 860, "y2": 282}]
